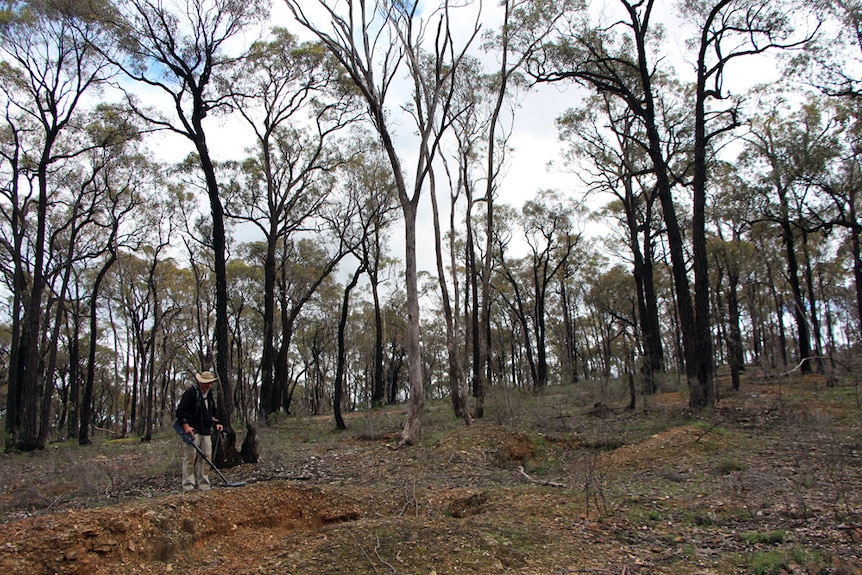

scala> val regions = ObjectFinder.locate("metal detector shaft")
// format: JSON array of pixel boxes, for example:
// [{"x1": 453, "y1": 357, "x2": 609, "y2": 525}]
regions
[{"x1": 173, "y1": 421, "x2": 247, "y2": 487}]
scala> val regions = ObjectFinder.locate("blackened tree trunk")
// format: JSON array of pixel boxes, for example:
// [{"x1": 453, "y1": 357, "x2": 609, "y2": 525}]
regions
[
  {"x1": 727, "y1": 268, "x2": 744, "y2": 391},
  {"x1": 778, "y1": 197, "x2": 814, "y2": 374},
  {"x1": 105, "y1": 0, "x2": 270, "y2": 431},
  {"x1": 80, "y1": 243, "x2": 118, "y2": 445},
  {"x1": 334, "y1": 265, "x2": 365, "y2": 431},
  {"x1": 624, "y1": 175, "x2": 663, "y2": 394},
  {"x1": 558, "y1": 270, "x2": 579, "y2": 385},
  {"x1": 66, "y1": 306, "x2": 81, "y2": 439},
  {"x1": 851, "y1": 187, "x2": 862, "y2": 329},
  {"x1": 800, "y1": 232, "x2": 825, "y2": 373},
  {"x1": 1, "y1": 1, "x2": 112, "y2": 450},
  {"x1": 688, "y1": 0, "x2": 814, "y2": 405},
  {"x1": 370, "y1": 271, "x2": 386, "y2": 407}
]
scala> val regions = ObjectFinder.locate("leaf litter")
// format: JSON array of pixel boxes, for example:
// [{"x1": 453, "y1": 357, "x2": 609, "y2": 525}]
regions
[{"x1": 0, "y1": 376, "x2": 861, "y2": 575}]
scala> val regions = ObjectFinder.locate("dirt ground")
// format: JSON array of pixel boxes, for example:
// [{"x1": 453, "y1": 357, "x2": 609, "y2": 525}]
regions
[{"x1": 1, "y1": 375, "x2": 862, "y2": 575}]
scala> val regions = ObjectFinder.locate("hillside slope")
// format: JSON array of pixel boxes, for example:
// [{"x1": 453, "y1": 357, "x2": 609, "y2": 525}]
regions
[{"x1": 1, "y1": 376, "x2": 860, "y2": 575}]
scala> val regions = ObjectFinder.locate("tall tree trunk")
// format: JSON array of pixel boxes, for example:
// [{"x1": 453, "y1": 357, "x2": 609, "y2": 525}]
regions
[
  {"x1": 559, "y1": 274, "x2": 578, "y2": 385},
  {"x1": 430, "y1": 167, "x2": 470, "y2": 422},
  {"x1": 850, "y1": 187, "x2": 862, "y2": 330},
  {"x1": 630, "y1": 20, "x2": 700, "y2": 405},
  {"x1": 534, "y1": 286, "x2": 549, "y2": 389},
  {"x1": 196, "y1": 140, "x2": 234, "y2": 426},
  {"x1": 259, "y1": 233, "x2": 277, "y2": 418},
  {"x1": 779, "y1": 211, "x2": 813, "y2": 373},
  {"x1": 649, "y1": 129, "x2": 700, "y2": 400},
  {"x1": 273, "y1": 300, "x2": 292, "y2": 414},
  {"x1": 18, "y1": 144, "x2": 55, "y2": 451},
  {"x1": 334, "y1": 265, "x2": 364, "y2": 431},
  {"x1": 623, "y1": 177, "x2": 663, "y2": 394},
  {"x1": 727, "y1": 269, "x2": 744, "y2": 391},
  {"x1": 370, "y1": 272, "x2": 385, "y2": 407},
  {"x1": 5, "y1": 172, "x2": 25, "y2": 441},
  {"x1": 690, "y1": 68, "x2": 715, "y2": 409},
  {"x1": 400, "y1": 199, "x2": 424, "y2": 446},
  {"x1": 800, "y1": 232, "x2": 824, "y2": 373},
  {"x1": 66, "y1": 310, "x2": 81, "y2": 439},
  {"x1": 465, "y1": 198, "x2": 482, "y2": 415},
  {"x1": 79, "y1": 246, "x2": 118, "y2": 445}
]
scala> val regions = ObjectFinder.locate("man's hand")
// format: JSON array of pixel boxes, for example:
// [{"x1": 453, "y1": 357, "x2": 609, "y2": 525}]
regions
[
  {"x1": 215, "y1": 424, "x2": 223, "y2": 432},
  {"x1": 183, "y1": 423, "x2": 194, "y2": 436}
]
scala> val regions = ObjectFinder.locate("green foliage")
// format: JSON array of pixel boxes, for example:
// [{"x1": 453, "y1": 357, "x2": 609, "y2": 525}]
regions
[
  {"x1": 744, "y1": 546, "x2": 825, "y2": 575},
  {"x1": 627, "y1": 508, "x2": 662, "y2": 525}
]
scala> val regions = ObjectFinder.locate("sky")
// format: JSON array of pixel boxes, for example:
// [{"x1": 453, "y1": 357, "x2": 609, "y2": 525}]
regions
[{"x1": 271, "y1": 0, "x2": 586, "y2": 210}]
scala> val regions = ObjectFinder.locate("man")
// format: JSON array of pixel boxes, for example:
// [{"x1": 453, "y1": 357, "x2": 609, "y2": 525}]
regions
[{"x1": 175, "y1": 370, "x2": 224, "y2": 491}]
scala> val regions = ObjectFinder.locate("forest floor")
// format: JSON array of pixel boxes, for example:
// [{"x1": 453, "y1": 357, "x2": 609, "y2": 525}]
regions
[{"x1": 1, "y1": 373, "x2": 862, "y2": 575}]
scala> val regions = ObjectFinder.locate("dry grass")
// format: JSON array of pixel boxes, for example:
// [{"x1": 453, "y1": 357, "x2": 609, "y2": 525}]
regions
[{"x1": 1, "y1": 374, "x2": 861, "y2": 575}]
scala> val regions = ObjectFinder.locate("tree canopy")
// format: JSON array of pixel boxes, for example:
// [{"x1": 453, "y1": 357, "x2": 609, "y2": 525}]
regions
[{"x1": 0, "y1": 0, "x2": 860, "y2": 451}]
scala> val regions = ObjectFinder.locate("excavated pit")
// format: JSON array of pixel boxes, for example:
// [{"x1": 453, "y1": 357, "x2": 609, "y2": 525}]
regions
[{"x1": 0, "y1": 481, "x2": 362, "y2": 575}]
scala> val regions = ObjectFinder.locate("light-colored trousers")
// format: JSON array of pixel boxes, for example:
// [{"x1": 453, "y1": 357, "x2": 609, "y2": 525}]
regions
[{"x1": 181, "y1": 433, "x2": 212, "y2": 491}]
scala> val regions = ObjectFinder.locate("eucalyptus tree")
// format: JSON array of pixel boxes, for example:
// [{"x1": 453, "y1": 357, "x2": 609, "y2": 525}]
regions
[
  {"x1": 432, "y1": 59, "x2": 480, "y2": 422},
  {"x1": 318, "y1": 150, "x2": 396, "y2": 430},
  {"x1": 806, "y1": 0, "x2": 862, "y2": 99},
  {"x1": 18, "y1": 105, "x2": 147, "y2": 445},
  {"x1": 171, "y1": 155, "x2": 223, "y2": 373},
  {"x1": 583, "y1": 264, "x2": 639, "y2": 402},
  {"x1": 331, "y1": 261, "x2": 363, "y2": 430},
  {"x1": 553, "y1": 241, "x2": 588, "y2": 386},
  {"x1": 798, "y1": 3, "x2": 862, "y2": 338},
  {"x1": 557, "y1": 91, "x2": 668, "y2": 394},
  {"x1": 382, "y1": 280, "x2": 408, "y2": 405},
  {"x1": 224, "y1": 27, "x2": 360, "y2": 418},
  {"x1": 74, "y1": 105, "x2": 153, "y2": 445},
  {"x1": 709, "y1": 163, "x2": 758, "y2": 390},
  {"x1": 224, "y1": 256, "x2": 264, "y2": 426},
  {"x1": 107, "y1": 249, "x2": 197, "y2": 438},
  {"x1": 805, "y1": 99, "x2": 862, "y2": 339},
  {"x1": 0, "y1": 0, "x2": 117, "y2": 450},
  {"x1": 682, "y1": 0, "x2": 814, "y2": 404},
  {"x1": 520, "y1": 0, "x2": 814, "y2": 408},
  {"x1": 337, "y1": 140, "x2": 399, "y2": 410},
  {"x1": 289, "y1": 266, "x2": 341, "y2": 415},
  {"x1": 252, "y1": 232, "x2": 350, "y2": 416},
  {"x1": 460, "y1": 0, "x2": 580, "y2": 417},
  {"x1": 100, "y1": 0, "x2": 270, "y2": 427},
  {"x1": 742, "y1": 97, "x2": 841, "y2": 373},
  {"x1": 520, "y1": 0, "x2": 703, "y2": 405},
  {"x1": 747, "y1": 220, "x2": 792, "y2": 368},
  {"x1": 497, "y1": 190, "x2": 583, "y2": 390},
  {"x1": 284, "y1": 0, "x2": 481, "y2": 445},
  {"x1": 438, "y1": 54, "x2": 487, "y2": 419},
  {"x1": 227, "y1": 244, "x2": 266, "y2": 418},
  {"x1": 99, "y1": 175, "x2": 199, "y2": 439}
]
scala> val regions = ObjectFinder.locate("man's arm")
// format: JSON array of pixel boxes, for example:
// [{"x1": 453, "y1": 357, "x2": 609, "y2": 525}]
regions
[
  {"x1": 175, "y1": 388, "x2": 196, "y2": 435},
  {"x1": 208, "y1": 396, "x2": 224, "y2": 432}
]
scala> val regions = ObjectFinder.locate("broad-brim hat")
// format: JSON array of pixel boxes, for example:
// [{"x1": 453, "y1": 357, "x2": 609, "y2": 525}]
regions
[{"x1": 195, "y1": 371, "x2": 219, "y2": 384}]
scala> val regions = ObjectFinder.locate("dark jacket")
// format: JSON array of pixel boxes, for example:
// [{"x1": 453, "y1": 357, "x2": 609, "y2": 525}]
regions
[{"x1": 175, "y1": 384, "x2": 218, "y2": 435}]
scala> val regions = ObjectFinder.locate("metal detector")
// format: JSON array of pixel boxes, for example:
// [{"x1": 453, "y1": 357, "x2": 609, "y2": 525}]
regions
[{"x1": 173, "y1": 421, "x2": 247, "y2": 488}]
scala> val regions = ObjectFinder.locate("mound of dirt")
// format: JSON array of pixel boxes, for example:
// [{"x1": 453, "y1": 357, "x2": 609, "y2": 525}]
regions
[
  {"x1": 2, "y1": 378, "x2": 862, "y2": 575},
  {"x1": 0, "y1": 482, "x2": 362, "y2": 575}
]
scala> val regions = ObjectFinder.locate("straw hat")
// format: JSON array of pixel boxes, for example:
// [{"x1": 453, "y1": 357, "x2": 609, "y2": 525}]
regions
[{"x1": 195, "y1": 371, "x2": 219, "y2": 384}]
